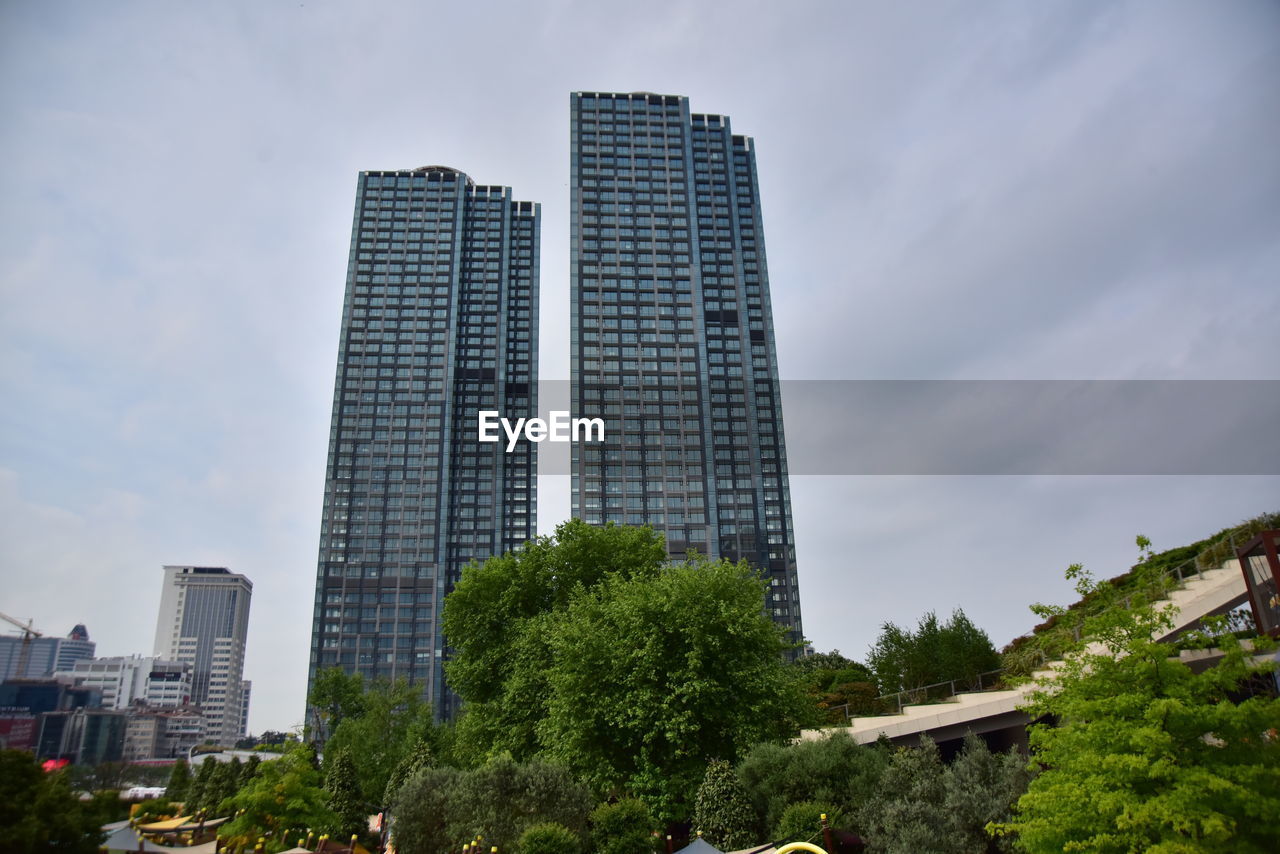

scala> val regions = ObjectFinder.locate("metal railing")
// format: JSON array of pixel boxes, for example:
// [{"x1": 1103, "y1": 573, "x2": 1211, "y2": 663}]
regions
[{"x1": 819, "y1": 523, "x2": 1265, "y2": 725}]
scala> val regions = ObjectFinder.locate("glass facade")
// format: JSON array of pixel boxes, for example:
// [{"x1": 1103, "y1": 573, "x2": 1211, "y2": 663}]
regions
[
  {"x1": 569, "y1": 92, "x2": 803, "y2": 648},
  {"x1": 307, "y1": 166, "x2": 539, "y2": 721}
]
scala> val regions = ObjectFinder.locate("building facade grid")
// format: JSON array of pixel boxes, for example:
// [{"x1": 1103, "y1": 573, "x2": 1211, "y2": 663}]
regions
[
  {"x1": 308, "y1": 166, "x2": 539, "y2": 721},
  {"x1": 570, "y1": 91, "x2": 802, "y2": 646},
  {"x1": 153, "y1": 566, "x2": 251, "y2": 746}
]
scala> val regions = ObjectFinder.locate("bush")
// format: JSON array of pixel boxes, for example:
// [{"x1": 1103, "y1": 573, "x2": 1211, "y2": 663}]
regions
[
  {"x1": 518, "y1": 822, "x2": 581, "y2": 854},
  {"x1": 390, "y1": 766, "x2": 462, "y2": 854},
  {"x1": 590, "y1": 799, "x2": 655, "y2": 854},
  {"x1": 774, "y1": 802, "x2": 840, "y2": 845},
  {"x1": 131, "y1": 797, "x2": 178, "y2": 823},
  {"x1": 391, "y1": 759, "x2": 591, "y2": 854},
  {"x1": 737, "y1": 732, "x2": 886, "y2": 836},
  {"x1": 0, "y1": 750, "x2": 104, "y2": 854},
  {"x1": 692, "y1": 760, "x2": 759, "y2": 850}
]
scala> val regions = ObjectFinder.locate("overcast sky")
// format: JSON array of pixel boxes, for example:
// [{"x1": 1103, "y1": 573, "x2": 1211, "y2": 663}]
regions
[{"x1": 2, "y1": 1, "x2": 1277, "y2": 735}]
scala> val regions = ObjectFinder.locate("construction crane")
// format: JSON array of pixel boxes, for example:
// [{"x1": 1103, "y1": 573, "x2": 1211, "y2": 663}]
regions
[{"x1": 0, "y1": 610, "x2": 44, "y2": 678}]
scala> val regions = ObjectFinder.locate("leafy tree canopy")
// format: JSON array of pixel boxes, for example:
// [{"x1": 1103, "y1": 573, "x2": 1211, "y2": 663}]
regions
[
  {"x1": 323, "y1": 675, "x2": 436, "y2": 806},
  {"x1": 790, "y1": 649, "x2": 859, "y2": 674},
  {"x1": 391, "y1": 758, "x2": 591, "y2": 854},
  {"x1": 539, "y1": 555, "x2": 803, "y2": 822},
  {"x1": 519, "y1": 821, "x2": 583, "y2": 854},
  {"x1": 994, "y1": 560, "x2": 1280, "y2": 853},
  {"x1": 737, "y1": 731, "x2": 888, "y2": 837},
  {"x1": 385, "y1": 737, "x2": 435, "y2": 805},
  {"x1": 218, "y1": 744, "x2": 340, "y2": 854},
  {"x1": 858, "y1": 737, "x2": 953, "y2": 854},
  {"x1": 774, "y1": 801, "x2": 840, "y2": 847},
  {"x1": 443, "y1": 519, "x2": 668, "y2": 762},
  {"x1": 791, "y1": 650, "x2": 881, "y2": 726},
  {"x1": 693, "y1": 759, "x2": 759, "y2": 850},
  {"x1": 165, "y1": 757, "x2": 191, "y2": 803},
  {"x1": 590, "y1": 798, "x2": 657, "y2": 854},
  {"x1": 0, "y1": 750, "x2": 105, "y2": 854},
  {"x1": 309, "y1": 667, "x2": 366, "y2": 742},
  {"x1": 324, "y1": 746, "x2": 367, "y2": 840},
  {"x1": 867, "y1": 608, "x2": 1000, "y2": 697}
]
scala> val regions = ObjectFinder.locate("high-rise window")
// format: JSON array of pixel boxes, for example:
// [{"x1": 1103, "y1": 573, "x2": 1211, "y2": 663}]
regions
[
  {"x1": 307, "y1": 167, "x2": 539, "y2": 722},
  {"x1": 570, "y1": 92, "x2": 803, "y2": 649}
]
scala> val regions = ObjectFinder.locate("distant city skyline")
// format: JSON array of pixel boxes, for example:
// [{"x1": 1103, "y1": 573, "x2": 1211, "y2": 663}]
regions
[
  {"x1": 2, "y1": 2, "x2": 1277, "y2": 733},
  {"x1": 0, "y1": 622, "x2": 94, "y2": 682}
]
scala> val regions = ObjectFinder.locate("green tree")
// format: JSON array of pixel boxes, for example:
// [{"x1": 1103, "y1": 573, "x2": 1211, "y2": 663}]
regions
[
  {"x1": 389, "y1": 766, "x2": 463, "y2": 854},
  {"x1": 853, "y1": 734, "x2": 1027, "y2": 854},
  {"x1": 214, "y1": 757, "x2": 241, "y2": 810},
  {"x1": 692, "y1": 760, "x2": 759, "y2": 849},
  {"x1": 324, "y1": 675, "x2": 435, "y2": 806},
  {"x1": 993, "y1": 562, "x2": 1280, "y2": 853},
  {"x1": 791, "y1": 651, "x2": 882, "y2": 725},
  {"x1": 774, "y1": 802, "x2": 841, "y2": 846},
  {"x1": 0, "y1": 750, "x2": 104, "y2": 854},
  {"x1": 790, "y1": 650, "x2": 859, "y2": 674},
  {"x1": 867, "y1": 609, "x2": 1000, "y2": 698},
  {"x1": 131, "y1": 798, "x2": 179, "y2": 823},
  {"x1": 519, "y1": 821, "x2": 583, "y2": 854},
  {"x1": 325, "y1": 746, "x2": 367, "y2": 840},
  {"x1": 190, "y1": 758, "x2": 239, "y2": 816},
  {"x1": 737, "y1": 731, "x2": 888, "y2": 837},
  {"x1": 308, "y1": 666, "x2": 366, "y2": 742},
  {"x1": 385, "y1": 737, "x2": 434, "y2": 805},
  {"x1": 240, "y1": 754, "x2": 262, "y2": 787},
  {"x1": 444, "y1": 519, "x2": 669, "y2": 763},
  {"x1": 540, "y1": 556, "x2": 801, "y2": 822},
  {"x1": 946, "y1": 735, "x2": 1028, "y2": 853},
  {"x1": 187, "y1": 755, "x2": 217, "y2": 814},
  {"x1": 166, "y1": 757, "x2": 191, "y2": 804},
  {"x1": 390, "y1": 759, "x2": 590, "y2": 854},
  {"x1": 858, "y1": 737, "x2": 956, "y2": 854},
  {"x1": 447, "y1": 757, "x2": 592, "y2": 852},
  {"x1": 81, "y1": 788, "x2": 129, "y2": 827},
  {"x1": 218, "y1": 745, "x2": 340, "y2": 853},
  {"x1": 590, "y1": 798, "x2": 656, "y2": 854}
]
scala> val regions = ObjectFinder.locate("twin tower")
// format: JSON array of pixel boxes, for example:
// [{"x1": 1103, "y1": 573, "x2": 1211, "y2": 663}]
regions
[{"x1": 307, "y1": 92, "x2": 802, "y2": 719}]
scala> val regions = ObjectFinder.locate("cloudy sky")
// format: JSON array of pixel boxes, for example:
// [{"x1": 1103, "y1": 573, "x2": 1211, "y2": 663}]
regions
[{"x1": 2, "y1": 1, "x2": 1277, "y2": 734}]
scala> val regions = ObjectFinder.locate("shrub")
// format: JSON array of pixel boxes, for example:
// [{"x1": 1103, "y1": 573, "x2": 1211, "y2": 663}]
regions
[
  {"x1": 591, "y1": 799, "x2": 655, "y2": 854},
  {"x1": 692, "y1": 760, "x2": 759, "y2": 850},
  {"x1": 518, "y1": 822, "x2": 581, "y2": 854},
  {"x1": 131, "y1": 797, "x2": 178, "y2": 823},
  {"x1": 773, "y1": 802, "x2": 840, "y2": 846},
  {"x1": 391, "y1": 759, "x2": 591, "y2": 854},
  {"x1": 737, "y1": 732, "x2": 886, "y2": 835}
]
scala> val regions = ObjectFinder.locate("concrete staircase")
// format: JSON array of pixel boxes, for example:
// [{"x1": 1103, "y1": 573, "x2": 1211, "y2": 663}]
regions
[{"x1": 798, "y1": 559, "x2": 1250, "y2": 747}]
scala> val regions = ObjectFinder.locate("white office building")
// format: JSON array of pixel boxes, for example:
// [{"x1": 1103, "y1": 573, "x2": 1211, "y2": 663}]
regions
[{"x1": 153, "y1": 566, "x2": 252, "y2": 746}]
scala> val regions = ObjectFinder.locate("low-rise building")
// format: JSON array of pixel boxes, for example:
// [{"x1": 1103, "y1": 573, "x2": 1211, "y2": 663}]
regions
[
  {"x1": 123, "y1": 704, "x2": 205, "y2": 761},
  {"x1": 57, "y1": 655, "x2": 193, "y2": 709}
]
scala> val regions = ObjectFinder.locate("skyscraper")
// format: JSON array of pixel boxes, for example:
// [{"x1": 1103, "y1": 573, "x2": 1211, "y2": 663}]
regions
[
  {"x1": 308, "y1": 166, "x2": 539, "y2": 722},
  {"x1": 152, "y1": 566, "x2": 252, "y2": 745},
  {"x1": 570, "y1": 92, "x2": 803, "y2": 648}
]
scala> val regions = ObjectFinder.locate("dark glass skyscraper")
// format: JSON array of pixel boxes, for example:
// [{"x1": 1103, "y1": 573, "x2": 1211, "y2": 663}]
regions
[
  {"x1": 569, "y1": 92, "x2": 803, "y2": 647},
  {"x1": 308, "y1": 166, "x2": 538, "y2": 721}
]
